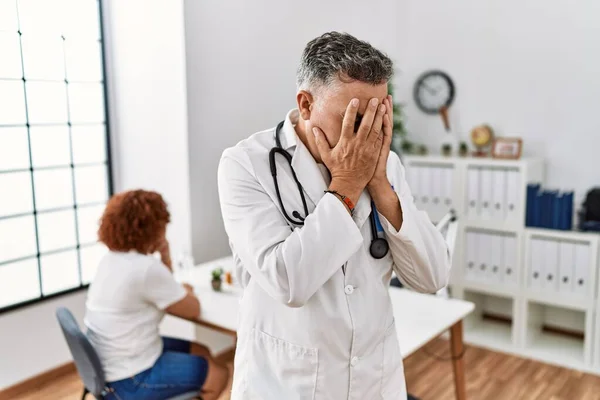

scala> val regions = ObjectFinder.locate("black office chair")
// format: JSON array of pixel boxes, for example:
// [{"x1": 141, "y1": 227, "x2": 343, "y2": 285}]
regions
[{"x1": 56, "y1": 307, "x2": 198, "y2": 400}]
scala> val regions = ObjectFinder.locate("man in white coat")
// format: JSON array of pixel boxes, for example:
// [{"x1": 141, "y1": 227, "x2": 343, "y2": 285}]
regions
[{"x1": 218, "y1": 32, "x2": 451, "y2": 400}]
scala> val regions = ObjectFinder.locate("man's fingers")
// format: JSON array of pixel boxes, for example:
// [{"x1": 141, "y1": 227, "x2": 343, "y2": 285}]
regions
[
  {"x1": 383, "y1": 99, "x2": 393, "y2": 138},
  {"x1": 312, "y1": 127, "x2": 332, "y2": 158},
  {"x1": 340, "y1": 98, "x2": 359, "y2": 141},
  {"x1": 368, "y1": 103, "x2": 386, "y2": 143},
  {"x1": 356, "y1": 97, "x2": 380, "y2": 140}
]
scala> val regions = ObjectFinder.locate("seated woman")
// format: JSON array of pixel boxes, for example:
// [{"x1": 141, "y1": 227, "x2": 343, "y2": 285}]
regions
[{"x1": 84, "y1": 189, "x2": 229, "y2": 400}]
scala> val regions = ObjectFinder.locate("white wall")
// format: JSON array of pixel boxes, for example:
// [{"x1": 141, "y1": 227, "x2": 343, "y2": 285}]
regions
[
  {"x1": 184, "y1": 0, "x2": 404, "y2": 261},
  {"x1": 396, "y1": 0, "x2": 600, "y2": 203},
  {"x1": 0, "y1": 0, "x2": 198, "y2": 390},
  {"x1": 0, "y1": 292, "x2": 87, "y2": 389}
]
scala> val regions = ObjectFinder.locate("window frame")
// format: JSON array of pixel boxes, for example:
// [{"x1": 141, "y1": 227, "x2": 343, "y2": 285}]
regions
[{"x1": 0, "y1": 0, "x2": 114, "y2": 315}]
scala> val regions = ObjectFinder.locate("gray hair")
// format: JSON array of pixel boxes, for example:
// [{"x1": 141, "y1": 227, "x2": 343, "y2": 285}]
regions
[{"x1": 296, "y1": 31, "x2": 393, "y2": 92}]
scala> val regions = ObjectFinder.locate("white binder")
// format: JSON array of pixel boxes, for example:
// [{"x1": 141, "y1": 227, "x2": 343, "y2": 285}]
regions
[
  {"x1": 505, "y1": 170, "x2": 520, "y2": 220},
  {"x1": 467, "y1": 168, "x2": 480, "y2": 219},
  {"x1": 490, "y1": 234, "x2": 504, "y2": 284},
  {"x1": 529, "y1": 238, "x2": 543, "y2": 290},
  {"x1": 503, "y1": 235, "x2": 518, "y2": 286},
  {"x1": 573, "y1": 243, "x2": 590, "y2": 297},
  {"x1": 420, "y1": 167, "x2": 432, "y2": 213},
  {"x1": 543, "y1": 239, "x2": 559, "y2": 292},
  {"x1": 430, "y1": 167, "x2": 443, "y2": 216},
  {"x1": 407, "y1": 166, "x2": 420, "y2": 206},
  {"x1": 465, "y1": 231, "x2": 478, "y2": 281},
  {"x1": 479, "y1": 168, "x2": 493, "y2": 220},
  {"x1": 491, "y1": 169, "x2": 507, "y2": 220},
  {"x1": 558, "y1": 241, "x2": 574, "y2": 294},
  {"x1": 442, "y1": 167, "x2": 453, "y2": 210},
  {"x1": 477, "y1": 232, "x2": 491, "y2": 282}
]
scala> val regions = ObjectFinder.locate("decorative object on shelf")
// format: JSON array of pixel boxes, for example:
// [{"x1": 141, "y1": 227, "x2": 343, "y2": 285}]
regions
[
  {"x1": 492, "y1": 137, "x2": 523, "y2": 160},
  {"x1": 224, "y1": 271, "x2": 233, "y2": 285},
  {"x1": 413, "y1": 70, "x2": 455, "y2": 115},
  {"x1": 417, "y1": 144, "x2": 428, "y2": 155},
  {"x1": 459, "y1": 142, "x2": 469, "y2": 157},
  {"x1": 211, "y1": 267, "x2": 223, "y2": 291},
  {"x1": 470, "y1": 124, "x2": 494, "y2": 157},
  {"x1": 441, "y1": 143, "x2": 452, "y2": 157},
  {"x1": 578, "y1": 187, "x2": 600, "y2": 232},
  {"x1": 526, "y1": 183, "x2": 574, "y2": 230}
]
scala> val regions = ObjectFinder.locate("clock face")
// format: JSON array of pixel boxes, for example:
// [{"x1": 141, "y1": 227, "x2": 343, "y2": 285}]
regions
[{"x1": 413, "y1": 70, "x2": 455, "y2": 114}]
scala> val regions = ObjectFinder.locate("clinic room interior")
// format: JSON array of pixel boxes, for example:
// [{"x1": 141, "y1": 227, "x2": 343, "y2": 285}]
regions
[{"x1": 2, "y1": 0, "x2": 600, "y2": 399}]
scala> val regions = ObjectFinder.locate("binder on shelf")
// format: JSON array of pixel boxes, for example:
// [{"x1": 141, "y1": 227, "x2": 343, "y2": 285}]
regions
[
  {"x1": 465, "y1": 231, "x2": 478, "y2": 281},
  {"x1": 503, "y1": 235, "x2": 518, "y2": 286},
  {"x1": 526, "y1": 183, "x2": 541, "y2": 227},
  {"x1": 573, "y1": 243, "x2": 590, "y2": 297},
  {"x1": 562, "y1": 191, "x2": 574, "y2": 230},
  {"x1": 431, "y1": 167, "x2": 443, "y2": 216},
  {"x1": 491, "y1": 169, "x2": 507, "y2": 220},
  {"x1": 558, "y1": 241, "x2": 574, "y2": 294},
  {"x1": 529, "y1": 238, "x2": 543, "y2": 290},
  {"x1": 532, "y1": 192, "x2": 543, "y2": 227},
  {"x1": 552, "y1": 194, "x2": 562, "y2": 229},
  {"x1": 506, "y1": 170, "x2": 520, "y2": 220},
  {"x1": 477, "y1": 233, "x2": 491, "y2": 282},
  {"x1": 490, "y1": 234, "x2": 504, "y2": 284},
  {"x1": 408, "y1": 166, "x2": 420, "y2": 206},
  {"x1": 420, "y1": 167, "x2": 432, "y2": 212},
  {"x1": 543, "y1": 239, "x2": 559, "y2": 292},
  {"x1": 480, "y1": 168, "x2": 494, "y2": 220},
  {"x1": 442, "y1": 167, "x2": 453, "y2": 209},
  {"x1": 467, "y1": 168, "x2": 480, "y2": 219}
]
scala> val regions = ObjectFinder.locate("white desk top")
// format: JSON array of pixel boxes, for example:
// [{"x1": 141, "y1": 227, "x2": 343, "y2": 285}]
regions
[{"x1": 182, "y1": 256, "x2": 474, "y2": 358}]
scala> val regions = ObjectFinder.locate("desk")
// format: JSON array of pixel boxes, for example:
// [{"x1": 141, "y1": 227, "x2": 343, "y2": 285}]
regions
[{"x1": 181, "y1": 256, "x2": 475, "y2": 400}]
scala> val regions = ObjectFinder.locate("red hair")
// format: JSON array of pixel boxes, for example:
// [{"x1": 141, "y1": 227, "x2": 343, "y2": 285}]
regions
[{"x1": 98, "y1": 190, "x2": 170, "y2": 254}]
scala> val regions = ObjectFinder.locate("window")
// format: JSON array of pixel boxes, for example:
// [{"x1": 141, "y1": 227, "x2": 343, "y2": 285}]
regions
[{"x1": 0, "y1": 0, "x2": 112, "y2": 312}]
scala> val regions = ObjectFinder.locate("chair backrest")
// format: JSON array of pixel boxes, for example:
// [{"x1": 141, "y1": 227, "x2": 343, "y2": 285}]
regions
[{"x1": 56, "y1": 307, "x2": 106, "y2": 396}]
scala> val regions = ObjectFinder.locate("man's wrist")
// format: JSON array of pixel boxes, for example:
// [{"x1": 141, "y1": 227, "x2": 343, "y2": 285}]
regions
[
  {"x1": 328, "y1": 179, "x2": 363, "y2": 207},
  {"x1": 367, "y1": 177, "x2": 391, "y2": 193}
]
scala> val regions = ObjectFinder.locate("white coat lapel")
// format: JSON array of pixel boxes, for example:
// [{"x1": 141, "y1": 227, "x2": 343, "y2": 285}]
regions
[{"x1": 290, "y1": 137, "x2": 328, "y2": 208}]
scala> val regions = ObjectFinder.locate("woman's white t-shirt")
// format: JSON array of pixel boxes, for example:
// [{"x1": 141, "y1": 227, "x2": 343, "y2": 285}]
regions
[{"x1": 84, "y1": 251, "x2": 186, "y2": 382}]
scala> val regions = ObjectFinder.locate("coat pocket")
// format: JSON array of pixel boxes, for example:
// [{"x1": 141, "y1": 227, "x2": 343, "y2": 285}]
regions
[
  {"x1": 246, "y1": 329, "x2": 318, "y2": 400},
  {"x1": 381, "y1": 320, "x2": 406, "y2": 398}
]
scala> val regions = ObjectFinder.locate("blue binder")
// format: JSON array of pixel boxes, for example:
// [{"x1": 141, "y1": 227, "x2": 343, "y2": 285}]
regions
[
  {"x1": 552, "y1": 194, "x2": 562, "y2": 229},
  {"x1": 526, "y1": 184, "x2": 541, "y2": 227},
  {"x1": 533, "y1": 192, "x2": 543, "y2": 227},
  {"x1": 563, "y1": 192, "x2": 574, "y2": 230}
]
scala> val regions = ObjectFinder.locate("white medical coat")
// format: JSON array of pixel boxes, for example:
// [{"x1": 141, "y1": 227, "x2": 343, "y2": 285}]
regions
[{"x1": 217, "y1": 110, "x2": 451, "y2": 400}]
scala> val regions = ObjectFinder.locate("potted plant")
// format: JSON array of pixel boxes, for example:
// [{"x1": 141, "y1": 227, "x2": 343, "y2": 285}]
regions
[
  {"x1": 401, "y1": 140, "x2": 414, "y2": 154},
  {"x1": 417, "y1": 144, "x2": 428, "y2": 155},
  {"x1": 459, "y1": 141, "x2": 469, "y2": 157},
  {"x1": 211, "y1": 267, "x2": 223, "y2": 291},
  {"x1": 388, "y1": 81, "x2": 408, "y2": 154},
  {"x1": 441, "y1": 144, "x2": 452, "y2": 157}
]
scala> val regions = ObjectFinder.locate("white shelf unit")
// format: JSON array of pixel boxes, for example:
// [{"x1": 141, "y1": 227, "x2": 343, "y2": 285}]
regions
[
  {"x1": 402, "y1": 155, "x2": 600, "y2": 374},
  {"x1": 462, "y1": 289, "x2": 518, "y2": 352}
]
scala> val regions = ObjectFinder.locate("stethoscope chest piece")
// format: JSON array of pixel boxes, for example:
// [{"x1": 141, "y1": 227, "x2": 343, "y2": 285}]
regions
[{"x1": 370, "y1": 237, "x2": 389, "y2": 259}]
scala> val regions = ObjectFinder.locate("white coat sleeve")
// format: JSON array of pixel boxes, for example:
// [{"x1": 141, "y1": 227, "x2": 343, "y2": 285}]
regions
[
  {"x1": 377, "y1": 153, "x2": 451, "y2": 293},
  {"x1": 217, "y1": 149, "x2": 364, "y2": 308}
]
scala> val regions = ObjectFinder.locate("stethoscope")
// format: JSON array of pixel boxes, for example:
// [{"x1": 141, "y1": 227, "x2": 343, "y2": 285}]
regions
[{"x1": 269, "y1": 121, "x2": 390, "y2": 259}]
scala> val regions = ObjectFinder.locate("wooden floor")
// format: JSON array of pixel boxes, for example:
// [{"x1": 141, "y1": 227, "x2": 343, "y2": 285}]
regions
[{"x1": 10, "y1": 338, "x2": 600, "y2": 400}]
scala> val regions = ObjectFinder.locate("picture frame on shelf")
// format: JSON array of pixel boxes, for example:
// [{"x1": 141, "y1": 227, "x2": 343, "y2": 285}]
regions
[{"x1": 492, "y1": 138, "x2": 523, "y2": 160}]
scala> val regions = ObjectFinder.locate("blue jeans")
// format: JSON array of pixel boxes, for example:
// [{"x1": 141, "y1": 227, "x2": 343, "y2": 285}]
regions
[{"x1": 106, "y1": 337, "x2": 209, "y2": 400}]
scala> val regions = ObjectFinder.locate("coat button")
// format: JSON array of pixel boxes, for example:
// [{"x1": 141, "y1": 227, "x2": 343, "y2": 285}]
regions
[
  {"x1": 344, "y1": 285, "x2": 354, "y2": 295},
  {"x1": 351, "y1": 357, "x2": 359, "y2": 366}
]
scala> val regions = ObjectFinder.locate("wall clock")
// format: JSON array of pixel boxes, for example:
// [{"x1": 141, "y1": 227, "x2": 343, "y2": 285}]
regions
[{"x1": 413, "y1": 70, "x2": 455, "y2": 114}]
